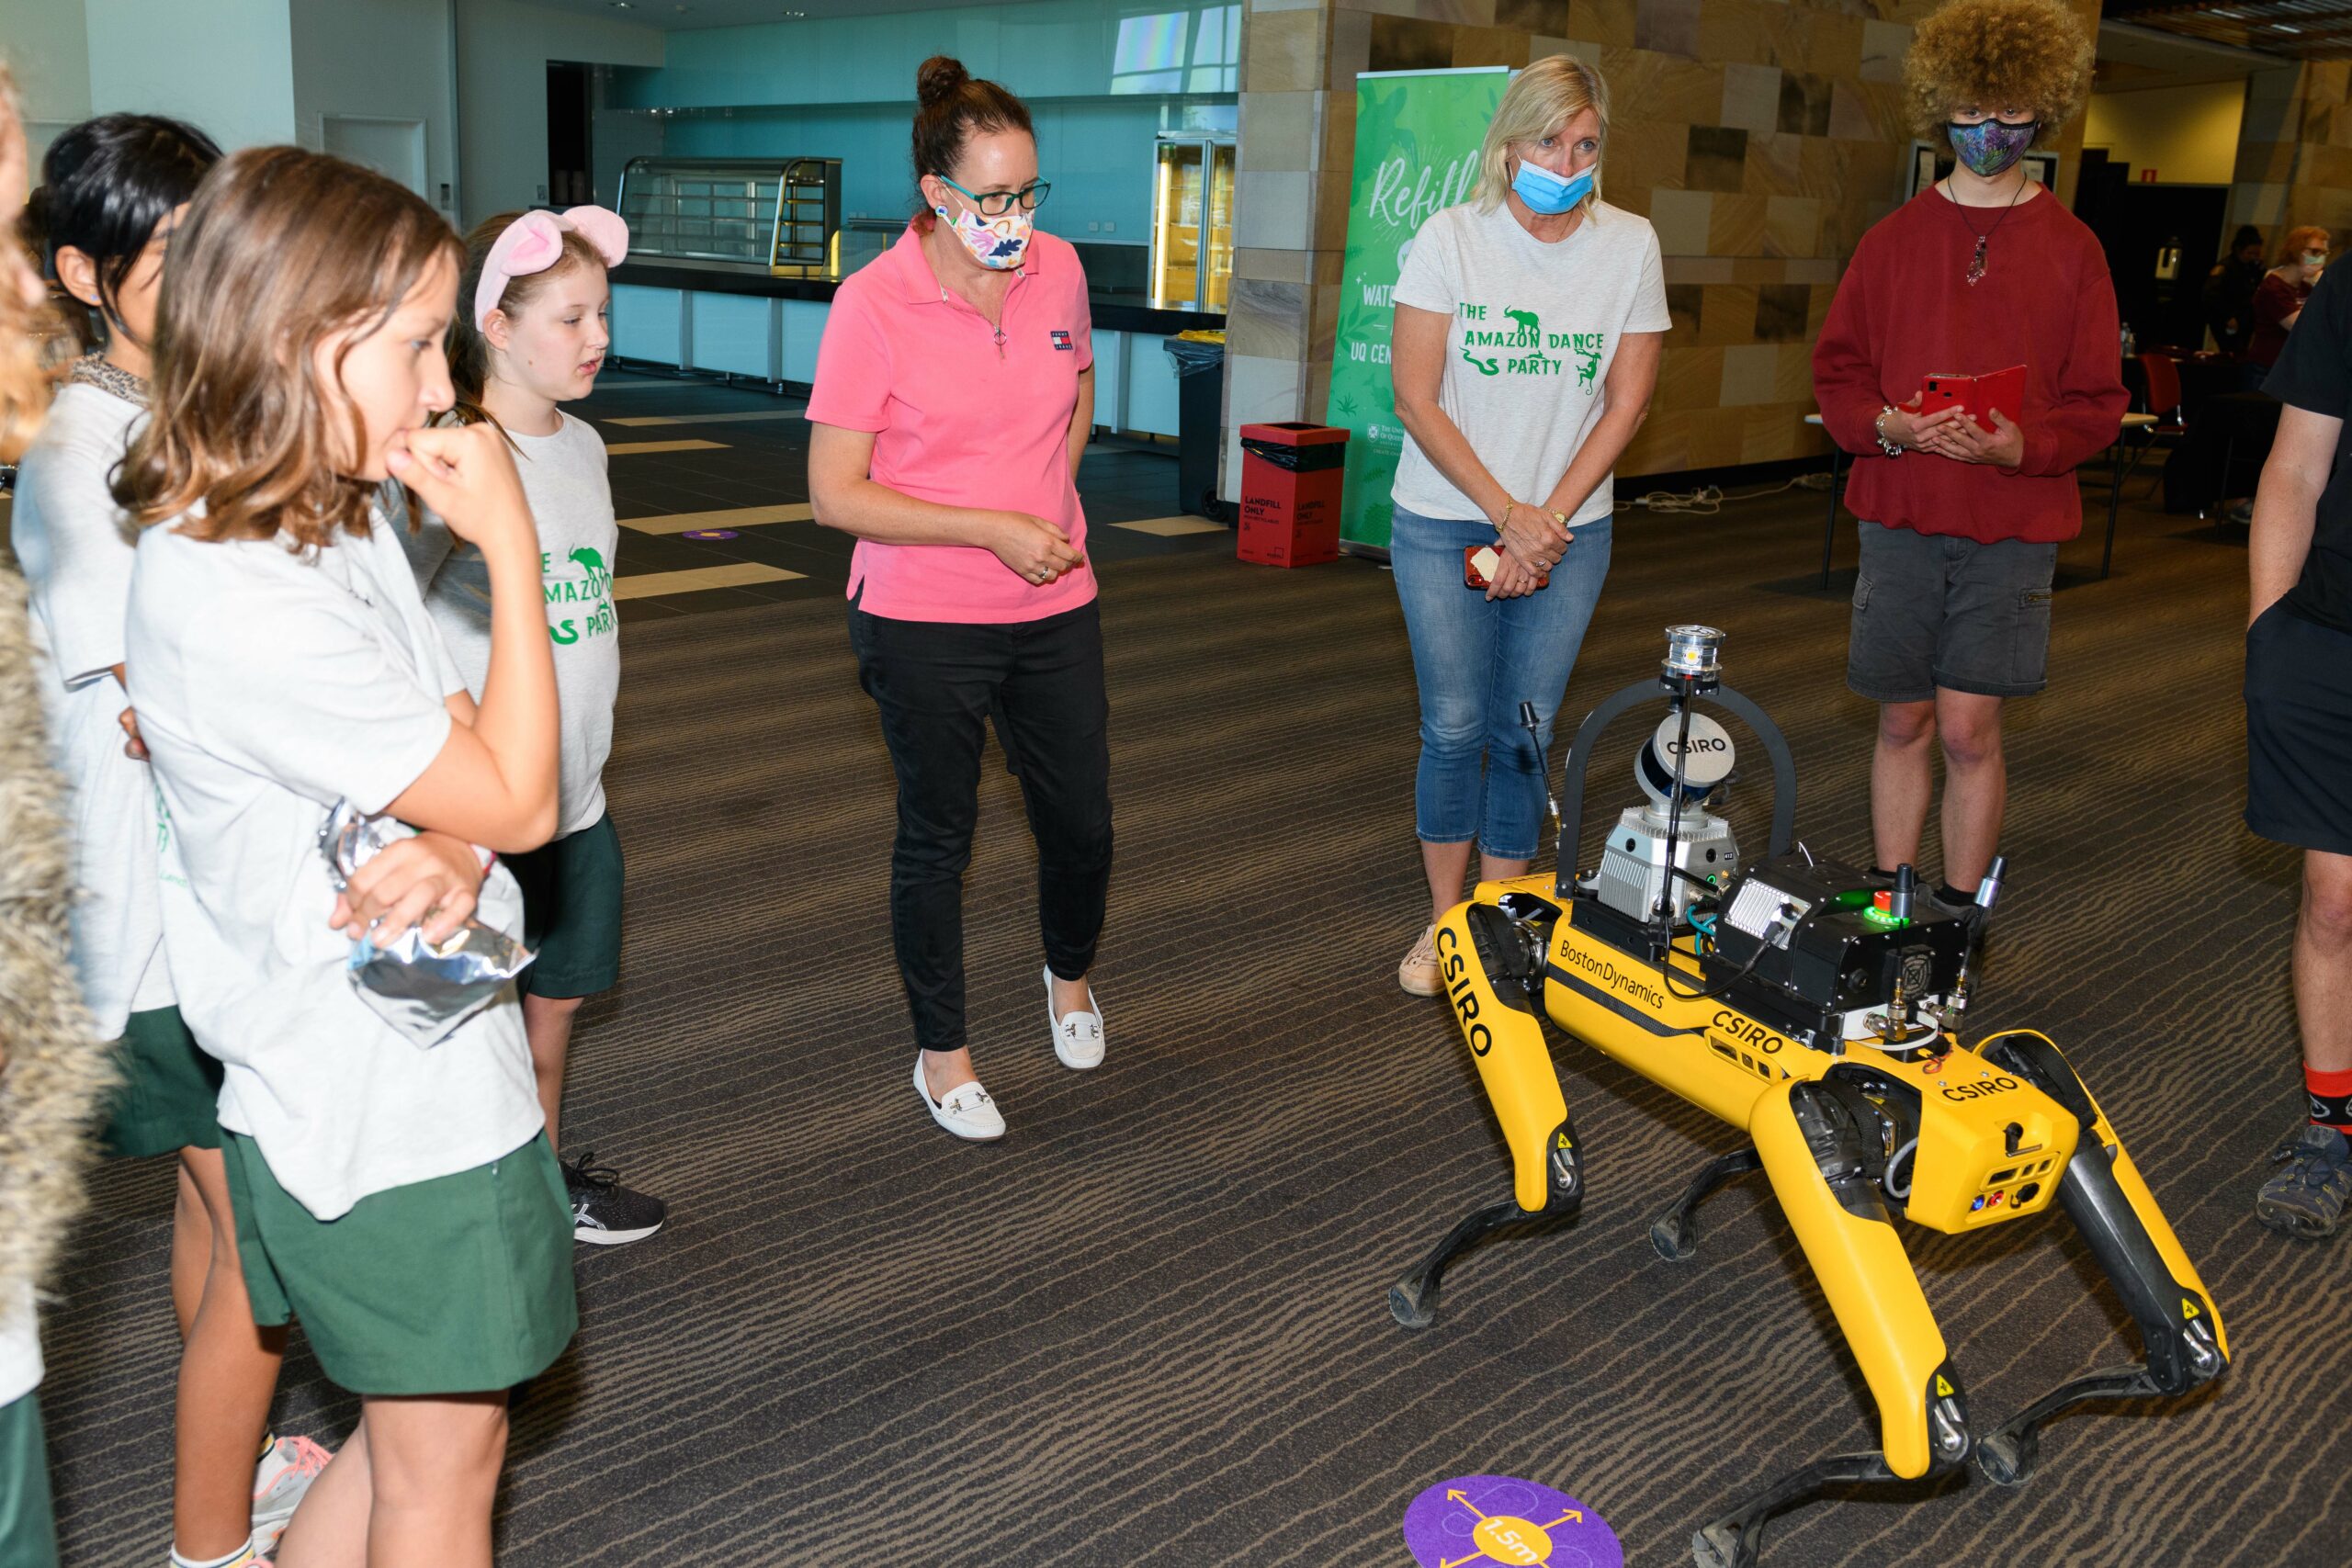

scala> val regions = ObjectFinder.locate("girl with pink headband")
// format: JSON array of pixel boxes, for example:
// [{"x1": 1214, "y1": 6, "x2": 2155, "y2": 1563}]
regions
[{"x1": 402, "y1": 206, "x2": 668, "y2": 1248}]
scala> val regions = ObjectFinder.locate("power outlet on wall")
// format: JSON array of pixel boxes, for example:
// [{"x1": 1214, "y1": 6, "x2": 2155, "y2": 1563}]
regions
[
  {"x1": 536, "y1": 185, "x2": 548, "y2": 203},
  {"x1": 1102, "y1": 220, "x2": 1115, "y2": 233}
]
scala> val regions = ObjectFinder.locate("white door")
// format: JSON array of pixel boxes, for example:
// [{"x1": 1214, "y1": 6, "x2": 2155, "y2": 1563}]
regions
[{"x1": 322, "y1": 117, "x2": 427, "y2": 199}]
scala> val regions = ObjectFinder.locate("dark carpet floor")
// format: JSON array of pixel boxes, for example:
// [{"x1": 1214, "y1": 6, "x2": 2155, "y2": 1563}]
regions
[{"x1": 40, "y1": 465, "x2": 2344, "y2": 1566}]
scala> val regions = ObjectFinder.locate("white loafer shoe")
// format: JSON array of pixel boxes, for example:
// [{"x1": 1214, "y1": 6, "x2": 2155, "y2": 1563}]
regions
[
  {"x1": 1045, "y1": 965, "x2": 1105, "y2": 1070},
  {"x1": 913, "y1": 1055, "x2": 1005, "y2": 1141}
]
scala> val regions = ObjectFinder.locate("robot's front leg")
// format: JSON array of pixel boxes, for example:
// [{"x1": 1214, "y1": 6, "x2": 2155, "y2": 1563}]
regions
[
  {"x1": 1390, "y1": 901, "x2": 1582, "y2": 1331},
  {"x1": 1973, "y1": 1032, "x2": 2230, "y2": 1486},
  {"x1": 1693, "y1": 1081, "x2": 1969, "y2": 1568}
]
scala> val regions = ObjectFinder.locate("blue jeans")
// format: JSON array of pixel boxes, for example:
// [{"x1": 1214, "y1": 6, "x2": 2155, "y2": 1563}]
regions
[{"x1": 1391, "y1": 503, "x2": 1611, "y2": 861}]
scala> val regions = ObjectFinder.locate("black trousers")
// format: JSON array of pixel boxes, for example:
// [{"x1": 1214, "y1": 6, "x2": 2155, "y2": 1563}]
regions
[{"x1": 849, "y1": 600, "x2": 1114, "y2": 1054}]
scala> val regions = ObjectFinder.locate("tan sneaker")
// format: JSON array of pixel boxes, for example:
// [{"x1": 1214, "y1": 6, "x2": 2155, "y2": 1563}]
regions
[{"x1": 1398, "y1": 924, "x2": 1442, "y2": 996}]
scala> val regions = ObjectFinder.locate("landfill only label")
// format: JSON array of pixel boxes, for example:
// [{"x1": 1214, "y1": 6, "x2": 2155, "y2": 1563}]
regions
[{"x1": 1400, "y1": 1475, "x2": 1622, "y2": 1568}]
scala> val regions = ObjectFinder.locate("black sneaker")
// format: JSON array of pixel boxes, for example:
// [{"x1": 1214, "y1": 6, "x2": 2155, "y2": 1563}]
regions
[{"x1": 562, "y1": 1151, "x2": 668, "y2": 1246}]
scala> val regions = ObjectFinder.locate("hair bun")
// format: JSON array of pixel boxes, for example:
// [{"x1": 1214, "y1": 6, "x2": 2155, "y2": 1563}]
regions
[{"x1": 917, "y1": 55, "x2": 970, "y2": 107}]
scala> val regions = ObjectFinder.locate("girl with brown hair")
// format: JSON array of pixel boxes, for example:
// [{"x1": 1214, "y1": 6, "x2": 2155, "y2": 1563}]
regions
[
  {"x1": 14, "y1": 111, "x2": 345, "y2": 1568},
  {"x1": 117, "y1": 145, "x2": 571, "y2": 1565}
]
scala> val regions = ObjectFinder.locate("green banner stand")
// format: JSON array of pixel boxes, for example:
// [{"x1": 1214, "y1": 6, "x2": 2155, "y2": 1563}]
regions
[{"x1": 1330, "y1": 66, "x2": 1510, "y2": 556}]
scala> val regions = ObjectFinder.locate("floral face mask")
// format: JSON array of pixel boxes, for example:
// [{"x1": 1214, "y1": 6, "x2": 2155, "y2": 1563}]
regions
[{"x1": 936, "y1": 199, "x2": 1033, "y2": 270}]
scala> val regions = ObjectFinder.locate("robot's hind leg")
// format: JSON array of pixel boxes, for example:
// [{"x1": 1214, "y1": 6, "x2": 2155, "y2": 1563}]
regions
[
  {"x1": 1391, "y1": 900, "x2": 1581, "y2": 1331},
  {"x1": 1973, "y1": 1031, "x2": 2230, "y2": 1486},
  {"x1": 1650, "y1": 1146, "x2": 1763, "y2": 1261}
]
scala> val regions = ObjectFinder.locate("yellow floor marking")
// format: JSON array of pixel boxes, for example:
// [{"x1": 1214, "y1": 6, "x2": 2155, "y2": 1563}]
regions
[
  {"x1": 612, "y1": 562, "x2": 805, "y2": 601},
  {"x1": 1112, "y1": 515, "x2": 1228, "y2": 536},
  {"x1": 619, "y1": 503, "x2": 815, "y2": 535},
  {"x1": 603, "y1": 409, "x2": 806, "y2": 427},
  {"x1": 604, "y1": 438, "x2": 729, "y2": 456}
]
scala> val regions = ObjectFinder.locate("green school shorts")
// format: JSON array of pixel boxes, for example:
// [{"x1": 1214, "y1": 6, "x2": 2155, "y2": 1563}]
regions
[
  {"x1": 0, "y1": 1392, "x2": 61, "y2": 1568},
  {"x1": 222, "y1": 1132, "x2": 577, "y2": 1396},
  {"x1": 98, "y1": 1005, "x2": 224, "y2": 1159},
  {"x1": 506, "y1": 810, "x2": 624, "y2": 998}
]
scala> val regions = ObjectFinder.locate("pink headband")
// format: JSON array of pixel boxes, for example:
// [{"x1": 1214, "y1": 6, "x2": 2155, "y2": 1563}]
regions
[{"x1": 473, "y1": 205, "x2": 629, "y2": 330}]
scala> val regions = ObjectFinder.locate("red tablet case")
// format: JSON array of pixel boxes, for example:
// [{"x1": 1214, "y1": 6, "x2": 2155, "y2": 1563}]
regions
[{"x1": 1918, "y1": 365, "x2": 2026, "y2": 433}]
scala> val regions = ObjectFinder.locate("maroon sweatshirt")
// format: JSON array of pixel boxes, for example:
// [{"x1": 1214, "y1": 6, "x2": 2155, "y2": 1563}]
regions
[{"x1": 1813, "y1": 187, "x2": 2126, "y2": 545}]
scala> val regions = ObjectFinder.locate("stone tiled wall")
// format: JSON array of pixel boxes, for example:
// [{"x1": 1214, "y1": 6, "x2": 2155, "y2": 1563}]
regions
[
  {"x1": 2231, "y1": 62, "x2": 2352, "y2": 252},
  {"x1": 1224, "y1": 0, "x2": 2098, "y2": 488}
]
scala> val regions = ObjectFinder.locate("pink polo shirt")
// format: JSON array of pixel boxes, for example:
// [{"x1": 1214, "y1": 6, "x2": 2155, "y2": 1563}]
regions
[{"x1": 808, "y1": 221, "x2": 1096, "y2": 623}]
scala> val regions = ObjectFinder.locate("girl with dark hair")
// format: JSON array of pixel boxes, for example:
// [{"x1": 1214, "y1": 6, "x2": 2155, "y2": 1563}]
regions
[
  {"x1": 119, "y1": 145, "x2": 571, "y2": 1563},
  {"x1": 808, "y1": 56, "x2": 1113, "y2": 1140},
  {"x1": 401, "y1": 206, "x2": 667, "y2": 1245},
  {"x1": 10, "y1": 112, "x2": 337, "y2": 1567}
]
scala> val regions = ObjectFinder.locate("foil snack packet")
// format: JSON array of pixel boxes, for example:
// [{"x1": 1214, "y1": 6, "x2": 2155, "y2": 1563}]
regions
[{"x1": 319, "y1": 799, "x2": 534, "y2": 1047}]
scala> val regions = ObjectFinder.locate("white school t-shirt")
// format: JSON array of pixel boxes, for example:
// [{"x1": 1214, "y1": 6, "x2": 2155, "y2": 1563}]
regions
[
  {"x1": 0, "y1": 1284, "x2": 40, "y2": 1410},
  {"x1": 400, "y1": 412, "x2": 618, "y2": 836},
  {"x1": 7, "y1": 378, "x2": 172, "y2": 1039},
  {"x1": 122, "y1": 508, "x2": 542, "y2": 1221},
  {"x1": 1390, "y1": 198, "x2": 1672, "y2": 524}
]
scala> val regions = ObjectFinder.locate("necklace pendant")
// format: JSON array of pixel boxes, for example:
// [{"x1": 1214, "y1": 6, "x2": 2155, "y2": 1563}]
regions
[{"x1": 1966, "y1": 238, "x2": 1988, "y2": 286}]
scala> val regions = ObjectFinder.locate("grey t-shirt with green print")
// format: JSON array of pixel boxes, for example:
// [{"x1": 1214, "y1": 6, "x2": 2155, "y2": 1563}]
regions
[
  {"x1": 401, "y1": 411, "x2": 619, "y2": 837},
  {"x1": 1391, "y1": 197, "x2": 1670, "y2": 525}
]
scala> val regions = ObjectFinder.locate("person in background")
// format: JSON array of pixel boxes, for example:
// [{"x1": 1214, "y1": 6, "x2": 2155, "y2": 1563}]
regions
[
  {"x1": 2206, "y1": 225, "x2": 2267, "y2": 355},
  {"x1": 119, "y1": 147, "x2": 572, "y2": 1565},
  {"x1": 2249, "y1": 225, "x2": 2328, "y2": 374},
  {"x1": 808, "y1": 55, "x2": 1112, "y2": 1142},
  {"x1": 0, "y1": 60, "x2": 119, "y2": 1568},
  {"x1": 14, "y1": 114, "x2": 339, "y2": 1568},
  {"x1": 1811, "y1": 0, "x2": 2122, "y2": 914},
  {"x1": 2245, "y1": 258, "x2": 2352, "y2": 1238},
  {"x1": 1385, "y1": 53, "x2": 1668, "y2": 995},
  {"x1": 404, "y1": 206, "x2": 667, "y2": 1247}
]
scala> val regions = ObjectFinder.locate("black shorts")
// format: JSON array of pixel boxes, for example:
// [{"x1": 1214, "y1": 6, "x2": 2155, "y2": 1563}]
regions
[
  {"x1": 505, "y1": 811, "x2": 624, "y2": 998},
  {"x1": 2245, "y1": 603, "x2": 2352, "y2": 856},
  {"x1": 1847, "y1": 522, "x2": 2058, "y2": 703}
]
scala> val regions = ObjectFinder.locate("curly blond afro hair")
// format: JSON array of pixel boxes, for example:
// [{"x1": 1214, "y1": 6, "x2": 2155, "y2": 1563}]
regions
[{"x1": 1903, "y1": 0, "x2": 2094, "y2": 148}]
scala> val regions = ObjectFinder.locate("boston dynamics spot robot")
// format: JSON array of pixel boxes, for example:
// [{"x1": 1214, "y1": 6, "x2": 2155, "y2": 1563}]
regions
[{"x1": 1390, "y1": 626, "x2": 2227, "y2": 1568}]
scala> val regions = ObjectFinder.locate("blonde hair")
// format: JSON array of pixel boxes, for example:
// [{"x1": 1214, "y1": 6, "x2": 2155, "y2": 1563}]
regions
[
  {"x1": 0, "y1": 65, "x2": 51, "y2": 462},
  {"x1": 1903, "y1": 0, "x2": 2092, "y2": 148},
  {"x1": 2282, "y1": 225, "x2": 2331, "y2": 265},
  {"x1": 1473, "y1": 55, "x2": 1610, "y2": 216}
]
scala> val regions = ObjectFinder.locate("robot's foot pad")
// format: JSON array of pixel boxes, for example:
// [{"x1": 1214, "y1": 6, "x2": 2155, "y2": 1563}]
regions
[
  {"x1": 1651, "y1": 1214, "x2": 1698, "y2": 1261},
  {"x1": 1389, "y1": 1279, "x2": 1439, "y2": 1332},
  {"x1": 1973, "y1": 1430, "x2": 2035, "y2": 1488}
]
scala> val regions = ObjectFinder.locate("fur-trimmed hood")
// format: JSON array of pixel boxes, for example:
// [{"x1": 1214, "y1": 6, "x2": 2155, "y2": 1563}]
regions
[{"x1": 0, "y1": 560, "x2": 114, "y2": 1304}]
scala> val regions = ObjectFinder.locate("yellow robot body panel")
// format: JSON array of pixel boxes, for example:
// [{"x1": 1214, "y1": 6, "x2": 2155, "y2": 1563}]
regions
[{"x1": 1540, "y1": 914, "x2": 1786, "y2": 1127}]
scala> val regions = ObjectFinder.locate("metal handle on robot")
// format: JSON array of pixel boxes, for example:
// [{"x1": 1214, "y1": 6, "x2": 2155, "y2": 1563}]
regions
[{"x1": 1520, "y1": 701, "x2": 1559, "y2": 828}]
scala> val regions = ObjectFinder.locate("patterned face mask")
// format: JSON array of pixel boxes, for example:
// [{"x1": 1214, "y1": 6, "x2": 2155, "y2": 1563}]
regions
[
  {"x1": 1947, "y1": 118, "x2": 2038, "y2": 178},
  {"x1": 937, "y1": 199, "x2": 1033, "y2": 270}
]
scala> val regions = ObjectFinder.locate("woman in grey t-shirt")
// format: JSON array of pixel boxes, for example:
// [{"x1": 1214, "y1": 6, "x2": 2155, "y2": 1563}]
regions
[{"x1": 1386, "y1": 54, "x2": 1669, "y2": 995}]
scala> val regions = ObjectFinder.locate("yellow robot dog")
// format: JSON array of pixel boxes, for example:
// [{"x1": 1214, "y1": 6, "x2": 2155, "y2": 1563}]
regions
[{"x1": 1390, "y1": 626, "x2": 2227, "y2": 1568}]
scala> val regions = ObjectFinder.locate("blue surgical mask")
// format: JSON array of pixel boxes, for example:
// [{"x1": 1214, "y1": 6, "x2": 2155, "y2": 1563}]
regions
[{"x1": 1512, "y1": 157, "x2": 1595, "y2": 217}]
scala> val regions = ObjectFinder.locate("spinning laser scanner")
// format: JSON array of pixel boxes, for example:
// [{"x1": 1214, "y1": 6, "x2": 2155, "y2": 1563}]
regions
[{"x1": 1391, "y1": 626, "x2": 2227, "y2": 1568}]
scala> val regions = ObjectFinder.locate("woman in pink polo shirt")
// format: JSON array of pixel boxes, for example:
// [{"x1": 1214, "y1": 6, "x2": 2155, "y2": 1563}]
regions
[{"x1": 808, "y1": 55, "x2": 1111, "y2": 1142}]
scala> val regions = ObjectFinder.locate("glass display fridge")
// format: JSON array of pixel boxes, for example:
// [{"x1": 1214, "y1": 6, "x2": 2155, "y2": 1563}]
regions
[
  {"x1": 1149, "y1": 133, "x2": 1235, "y2": 312},
  {"x1": 615, "y1": 156, "x2": 843, "y2": 276}
]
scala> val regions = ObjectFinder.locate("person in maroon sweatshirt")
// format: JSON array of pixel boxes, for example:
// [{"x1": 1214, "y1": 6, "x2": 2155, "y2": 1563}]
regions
[{"x1": 1813, "y1": 0, "x2": 2122, "y2": 909}]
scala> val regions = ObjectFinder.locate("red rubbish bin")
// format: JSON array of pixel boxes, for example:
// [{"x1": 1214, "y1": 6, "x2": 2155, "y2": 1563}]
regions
[{"x1": 1236, "y1": 422, "x2": 1347, "y2": 568}]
